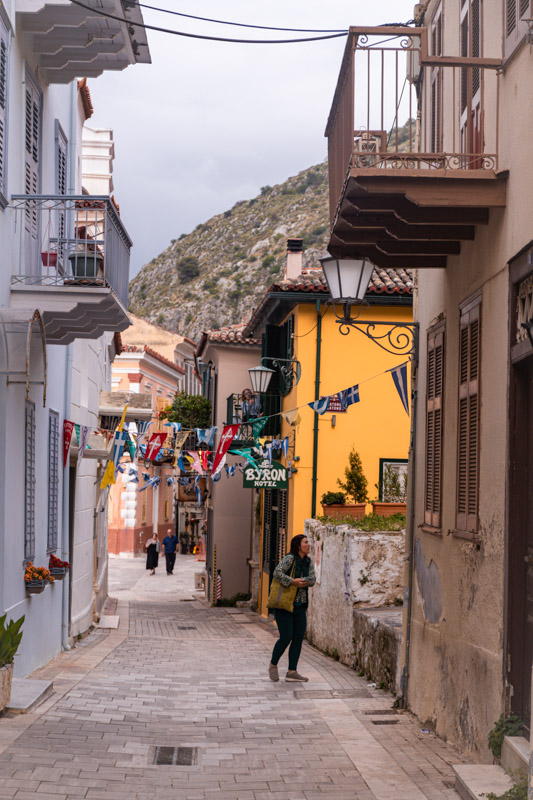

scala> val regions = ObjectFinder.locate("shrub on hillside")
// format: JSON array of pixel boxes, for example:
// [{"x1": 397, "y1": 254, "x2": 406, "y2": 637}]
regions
[{"x1": 177, "y1": 256, "x2": 200, "y2": 283}]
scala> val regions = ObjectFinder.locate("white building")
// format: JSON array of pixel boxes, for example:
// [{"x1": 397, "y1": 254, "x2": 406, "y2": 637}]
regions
[{"x1": 0, "y1": 0, "x2": 150, "y2": 676}]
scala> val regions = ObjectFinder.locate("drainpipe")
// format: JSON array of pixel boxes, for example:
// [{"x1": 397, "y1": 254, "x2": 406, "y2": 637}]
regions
[
  {"x1": 310, "y1": 300, "x2": 322, "y2": 518},
  {"x1": 400, "y1": 327, "x2": 419, "y2": 707}
]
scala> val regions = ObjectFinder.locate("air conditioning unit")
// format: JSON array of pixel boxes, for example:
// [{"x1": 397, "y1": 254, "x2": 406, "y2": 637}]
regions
[{"x1": 406, "y1": 36, "x2": 421, "y2": 84}]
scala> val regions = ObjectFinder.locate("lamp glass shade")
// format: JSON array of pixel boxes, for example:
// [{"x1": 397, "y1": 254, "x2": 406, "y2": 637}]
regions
[
  {"x1": 320, "y1": 256, "x2": 374, "y2": 303},
  {"x1": 248, "y1": 365, "x2": 275, "y2": 394}
]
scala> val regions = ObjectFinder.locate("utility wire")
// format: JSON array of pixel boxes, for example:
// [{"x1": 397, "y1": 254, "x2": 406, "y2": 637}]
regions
[
  {"x1": 124, "y1": 0, "x2": 348, "y2": 34},
  {"x1": 69, "y1": 0, "x2": 349, "y2": 43}
]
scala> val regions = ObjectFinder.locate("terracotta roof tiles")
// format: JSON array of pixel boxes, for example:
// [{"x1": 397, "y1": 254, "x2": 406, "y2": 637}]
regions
[{"x1": 272, "y1": 267, "x2": 413, "y2": 295}]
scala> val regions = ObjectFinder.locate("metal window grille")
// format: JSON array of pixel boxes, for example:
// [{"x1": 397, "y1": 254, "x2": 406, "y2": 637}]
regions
[
  {"x1": 47, "y1": 411, "x2": 59, "y2": 551},
  {"x1": 24, "y1": 402, "x2": 36, "y2": 561}
]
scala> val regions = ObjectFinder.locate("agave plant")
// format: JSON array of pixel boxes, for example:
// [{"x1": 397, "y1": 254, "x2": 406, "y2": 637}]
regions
[{"x1": 0, "y1": 614, "x2": 24, "y2": 668}]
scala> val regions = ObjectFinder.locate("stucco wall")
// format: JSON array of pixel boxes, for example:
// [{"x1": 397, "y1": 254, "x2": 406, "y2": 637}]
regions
[{"x1": 305, "y1": 520, "x2": 404, "y2": 678}]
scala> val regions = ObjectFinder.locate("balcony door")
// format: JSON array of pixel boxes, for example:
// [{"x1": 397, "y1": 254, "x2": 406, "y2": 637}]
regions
[
  {"x1": 23, "y1": 70, "x2": 41, "y2": 275},
  {"x1": 460, "y1": 0, "x2": 483, "y2": 168}
]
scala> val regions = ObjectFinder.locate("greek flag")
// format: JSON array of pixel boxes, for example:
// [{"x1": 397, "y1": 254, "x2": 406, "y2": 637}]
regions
[
  {"x1": 165, "y1": 422, "x2": 182, "y2": 431},
  {"x1": 281, "y1": 437, "x2": 289, "y2": 459},
  {"x1": 196, "y1": 427, "x2": 216, "y2": 446},
  {"x1": 308, "y1": 397, "x2": 330, "y2": 415},
  {"x1": 338, "y1": 384, "x2": 360, "y2": 411},
  {"x1": 166, "y1": 476, "x2": 174, "y2": 487},
  {"x1": 389, "y1": 363, "x2": 409, "y2": 415}
]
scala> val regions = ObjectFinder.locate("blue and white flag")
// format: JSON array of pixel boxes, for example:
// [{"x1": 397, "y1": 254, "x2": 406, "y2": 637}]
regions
[
  {"x1": 128, "y1": 467, "x2": 138, "y2": 476},
  {"x1": 177, "y1": 453, "x2": 187, "y2": 472},
  {"x1": 135, "y1": 419, "x2": 151, "y2": 436},
  {"x1": 165, "y1": 422, "x2": 182, "y2": 431},
  {"x1": 282, "y1": 437, "x2": 289, "y2": 459},
  {"x1": 166, "y1": 476, "x2": 174, "y2": 487},
  {"x1": 338, "y1": 384, "x2": 360, "y2": 411},
  {"x1": 194, "y1": 475, "x2": 203, "y2": 505},
  {"x1": 117, "y1": 464, "x2": 125, "y2": 474},
  {"x1": 389, "y1": 362, "x2": 409, "y2": 415},
  {"x1": 212, "y1": 471, "x2": 222, "y2": 483},
  {"x1": 128, "y1": 475, "x2": 139, "y2": 484},
  {"x1": 112, "y1": 430, "x2": 129, "y2": 475},
  {"x1": 142, "y1": 472, "x2": 151, "y2": 482},
  {"x1": 138, "y1": 476, "x2": 158, "y2": 492},
  {"x1": 265, "y1": 443, "x2": 273, "y2": 464},
  {"x1": 196, "y1": 427, "x2": 216, "y2": 447},
  {"x1": 308, "y1": 397, "x2": 330, "y2": 415}
]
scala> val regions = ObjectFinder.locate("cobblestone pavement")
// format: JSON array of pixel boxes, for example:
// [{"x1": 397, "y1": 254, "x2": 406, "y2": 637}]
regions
[{"x1": 0, "y1": 555, "x2": 466, "y2": 799}]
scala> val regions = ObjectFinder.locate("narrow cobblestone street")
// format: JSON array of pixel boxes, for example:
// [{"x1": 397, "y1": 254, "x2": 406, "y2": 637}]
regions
[{"x1": 0, "y1": 556, "x2": 465, "y2": 800}]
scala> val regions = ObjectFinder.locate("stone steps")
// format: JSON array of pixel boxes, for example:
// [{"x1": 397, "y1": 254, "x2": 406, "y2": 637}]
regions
[
  {"x1": 501, "y1": 734, "x2": 529, "y2": 774},
  {"x1": 453, "y1": 736, "x2": 530, "y2": 800}
]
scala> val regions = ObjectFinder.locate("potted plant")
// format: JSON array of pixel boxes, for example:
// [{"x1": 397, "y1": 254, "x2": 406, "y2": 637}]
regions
[
  {"x1": 48, "y1": 554, "x2": 70, "y2": 581},
  {"x1": 0, "y1": 614, "x2": 24, "y2": 714},
  {"x1": 24, "y1": 563, "x2": 54, "y2": 594},
  {"x1": 320, "y1": 450, "x2": 369, "y2": 519},
  {"x1": 373, "y1": 464, "x2": 408, "y2": 517}
]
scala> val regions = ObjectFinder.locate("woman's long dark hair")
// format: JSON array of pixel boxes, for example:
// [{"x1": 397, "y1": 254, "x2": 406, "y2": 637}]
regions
[{"x1": 290, "y1": 534, "x2": 308, "y2": 557}]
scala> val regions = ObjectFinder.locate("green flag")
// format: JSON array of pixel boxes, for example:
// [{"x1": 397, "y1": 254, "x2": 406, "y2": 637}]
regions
[{"x1": 251, "y1": 417, "x2": 268, "y2": 441}]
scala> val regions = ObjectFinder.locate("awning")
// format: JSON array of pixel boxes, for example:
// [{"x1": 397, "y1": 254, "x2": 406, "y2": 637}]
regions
[{"x1": 0, "y1": 309, "x2": 47, "y2": 406}]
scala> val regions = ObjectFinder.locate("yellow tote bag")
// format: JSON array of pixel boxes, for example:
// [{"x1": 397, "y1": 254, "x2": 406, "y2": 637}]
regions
[{"x1": 267, "y1": 557, "x2": 297, "y2": 612}]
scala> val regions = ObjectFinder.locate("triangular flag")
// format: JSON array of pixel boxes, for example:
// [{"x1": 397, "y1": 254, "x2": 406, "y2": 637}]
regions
[
  {"x1": 283, "y1": 409, "x2": 301, "y2": 429},
  {"x1": 77, "y1": 425, "x2": 90, "y2": 467},
  {"x1": 251, "y1": 417, "x2": 268, "y2": 441},
  {"x1": 100, "y1": 459, "x2": 116, "y2": 490},
  {"x1": 117, "y1": 404, "x2": 128, "y2": 432},
  {"x1": 308, "y1": 397, "x2": 330, "y2": 415},
  {"x1": 145, "y1": 432, "x2": 167, "y2": 461},
  {"x1": 196, "y1": 427, "x2": 216, "y2": 446},
  {"x1": 388, "y1": 363, "x2": 409, "y2": 415},
  {"x1": 63, "y1": 420, "x2": 75, "y2": 468},
  {"x1": 282, "y1": 437, "x2": 289, "y2": 459},
  {"x1": 188, "y1": 451, "x2": 204, "y2": 475},
  {"x1": 211, "y1": 424, "x2": 240, "y2": 475}
]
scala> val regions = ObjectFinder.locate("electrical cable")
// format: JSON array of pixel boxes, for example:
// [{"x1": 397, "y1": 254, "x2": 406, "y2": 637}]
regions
[
  {"x1": 124, "y1": 0, "x2": 348, "y2": 34},
  {"x1": 291, "y1": 304, "x2": 330, "y2": 338},
  {"x1": 69, "y1": 0, "x2": 349, "y2": 43}
]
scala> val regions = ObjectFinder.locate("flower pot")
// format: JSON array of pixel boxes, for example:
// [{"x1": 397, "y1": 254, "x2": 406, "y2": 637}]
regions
[
  {"x1": 321, "y1": 502, "x2": 366, "y2": 520},
  {"x1": 372, "y1": 502, "x2": 407, "y2": 518},
  {"x1": 49, "y1": 567, "x2": 67, "y2": 580},
  {"x1": 25, "y1": 580, "x2": 46, "y2": 595},
  {"x1": 68, "y1": 252, "x2": 103, "y2": 279},
  {"x1": 0, "y1": 663, "x2": 13, "y2": 713},
  {"x1": 41, "y1": 251, "x2": 58, "y2": 267}
]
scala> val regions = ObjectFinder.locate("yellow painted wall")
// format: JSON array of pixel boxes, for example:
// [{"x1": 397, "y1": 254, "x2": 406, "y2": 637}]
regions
[{"x1": 282, "y1": 301, "x2": 412, "y2": 541}]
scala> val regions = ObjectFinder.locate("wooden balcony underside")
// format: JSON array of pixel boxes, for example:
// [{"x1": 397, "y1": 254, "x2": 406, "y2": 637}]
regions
[{"x1": 329, "y1": 170, "x2": 507, "y2": 267}]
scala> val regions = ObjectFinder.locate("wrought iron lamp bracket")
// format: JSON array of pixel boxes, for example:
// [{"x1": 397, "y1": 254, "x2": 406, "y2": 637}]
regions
[
  {"x1": 328, "y1": 301, "x2": 419, "y2": 365},
  {"x1": 261, "y1": 356, "x2": 301, "y2": 395}
]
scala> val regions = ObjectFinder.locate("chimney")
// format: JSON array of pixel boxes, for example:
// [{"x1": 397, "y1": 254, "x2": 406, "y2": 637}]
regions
[{"x1": 284, "y1": 238, "x2": 303, "y2": 281}]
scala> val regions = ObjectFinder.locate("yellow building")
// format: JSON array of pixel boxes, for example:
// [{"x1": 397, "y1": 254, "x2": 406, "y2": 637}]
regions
[{"x1": 244, "y1": 242, "x2": 413, "y2": 616}]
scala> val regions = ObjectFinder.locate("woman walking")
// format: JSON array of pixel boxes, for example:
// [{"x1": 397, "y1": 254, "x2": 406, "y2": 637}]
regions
[
  {"x1": 269, "y1": 534, "x2": 316, "y2": 682},
  {"x1": 144, "y1": 532, "x2": 160, "y2": 576}
]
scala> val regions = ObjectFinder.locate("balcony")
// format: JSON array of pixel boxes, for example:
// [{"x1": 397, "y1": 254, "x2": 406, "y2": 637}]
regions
[
  {"x1": 326, "y1": 27, "x2": 507, "y2": 267},
  {"x1": 10, "y1": 195, "x2": 131, "y2": 345},
  {"x1": 17, "y1": 0, "x2": 150, "y2": 84},
  {"x1": 226, "y1": 394, "x2": 281, "y2": 443}
]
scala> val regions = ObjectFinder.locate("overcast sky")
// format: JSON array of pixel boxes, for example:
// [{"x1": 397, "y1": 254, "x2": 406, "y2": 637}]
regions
[{"x1": 88, "y1": 1, "x2": 414, "y2": 277}]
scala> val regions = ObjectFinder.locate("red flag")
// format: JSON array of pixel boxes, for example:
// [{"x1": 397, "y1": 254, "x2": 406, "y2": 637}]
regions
[
  {"x1": 145, "y1": 432, "x2": 167, "y2": 461},
  {"x1": 211, "y1": 424, "x2": 239, "y2": 475},
  {"x1": 200, "y1": 451, "x2": 210, "y2": 471},
  {"x1": 63, "y1": 420, "x2": 75, "y2": 468}
]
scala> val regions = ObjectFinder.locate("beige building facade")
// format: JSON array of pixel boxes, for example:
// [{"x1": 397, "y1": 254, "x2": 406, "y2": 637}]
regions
[{"x1": 325, "y1": 2, "x2": 533, "y2": 757}]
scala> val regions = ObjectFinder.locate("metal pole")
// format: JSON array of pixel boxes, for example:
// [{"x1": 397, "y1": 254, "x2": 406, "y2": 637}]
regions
[{"x1": 311, "y1": 300, "x2": 322, "y2": 518}]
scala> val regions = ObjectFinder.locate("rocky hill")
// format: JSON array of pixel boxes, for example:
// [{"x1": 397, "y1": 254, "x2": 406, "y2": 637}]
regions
[{"x1": 128, "y1": 161, "x2": 330, "y2": 340}]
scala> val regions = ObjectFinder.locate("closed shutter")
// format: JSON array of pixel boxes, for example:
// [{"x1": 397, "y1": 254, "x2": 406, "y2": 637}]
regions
[
  {"x1": 277, "y1": 488, "x2": 288, "y2": 562},
  {"x1": 25, "y1": 402, "x2": 36, "y2": 562},
  {"x1": 48, "y1": 411, "x2": 59, "y2": 551},
  {"x1": 456, "y1": 299, "x2": 481, "y2": 532},
  {"x1": 507, "y1": 0, "x2": 517, "y2": 35},
  {"x1": 0, "y1": 17, "x2": 9, "y2": 200},
  {"x1": 55, "y1": 121, "x2": 67, "y2": 262},
  {"x1": 263, "y1": 489, "x2": 272, "y2": 569},
  {"x1": 425, "y1": 325, "x2": 445, "y2": 528},
  {"x1": 24, "y1": 73, "x2": 41, "y2": 274}
]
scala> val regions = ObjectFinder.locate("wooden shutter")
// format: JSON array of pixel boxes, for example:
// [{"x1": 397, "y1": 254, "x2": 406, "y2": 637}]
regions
[
  {"x1": 24, "y1": 73, "x2": 41, "y2": 274},
  {"x1": 425, "y1": 325, "x2": 445, "y2": 528},
  {"x1": 0, "y1": 17, "x2": 8, "y2": 200},
  {"x1": 25, "y1": 402, "x2": 36, "y2": 562},
  {"x1": 456, "y1": 299, "x2": 481, "y2": 532},
  {"x1": 47, "y1": 411, "x2": 59, "y2": 551},
  {"x1": 55, "y1": 121, "x2": 67, "y2": 261},
  {"x1": 507, "y1": 0, "x2": 517, "y2": 36}
]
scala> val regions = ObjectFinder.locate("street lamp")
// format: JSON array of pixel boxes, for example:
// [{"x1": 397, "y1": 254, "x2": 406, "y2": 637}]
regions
[
  {"x1": 248, "y1": 365, "x2": 275, "y2": 394},
  {"x1": 320, "y1": 255, "x2": 374, "y2": 308}
]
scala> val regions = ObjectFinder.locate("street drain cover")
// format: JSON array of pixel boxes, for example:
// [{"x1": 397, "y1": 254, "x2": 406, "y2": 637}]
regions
[
  {"x1": 177, "y1": 626, "x2": 196, "y2": 630},
  {"x1": 370, "y1": 719, "x2": 399, "y2": 725},
  {"x1": 363, "y1": 709, "x2": 398, "y2": 715},
  {"x1": 152, "y1": 746, "x2": 199, "y2": 766},
  {"x1": 294, "y1": 689, "x2": 370, "y2": 699}
]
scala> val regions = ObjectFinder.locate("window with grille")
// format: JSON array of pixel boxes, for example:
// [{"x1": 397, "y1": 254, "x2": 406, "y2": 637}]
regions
[
  {"x1": 456, "y1": 296, "x2": 481, "y2": 533},
  {"x1": 47, "y1": 411, "x2": 59, "y2": 551},
  {"x1": 0, "y1": 13, "x2": 9, "y2": 205},
  {"x1": 25, "y1": 402, "x2": 36, "y2": 561},
  {"x1": 425, "y1": 324, "x2": 445, "y2": 529}
]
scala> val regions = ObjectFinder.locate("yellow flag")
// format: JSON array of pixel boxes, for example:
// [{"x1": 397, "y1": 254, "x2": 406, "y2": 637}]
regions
[
  {"x1": 117, "y1": 404, "x2": 128, "y2": 432},
  {"x1": 100, "y1": 459, "x2": 116, "y2": 489}
]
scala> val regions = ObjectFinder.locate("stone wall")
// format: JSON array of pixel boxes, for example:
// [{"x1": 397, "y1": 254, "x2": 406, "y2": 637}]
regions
[{"x1": 305, "y1": 519, "x2": 404, "y2": 691}]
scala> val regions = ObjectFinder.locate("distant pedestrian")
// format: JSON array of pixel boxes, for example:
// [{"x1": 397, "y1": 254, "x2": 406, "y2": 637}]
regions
[
  {"x1": 241, "y1": 388, "x2": 261, "y2": 421},
  {"x1": 144, "y1": 532, "x2": 160, "y2": 576},
  {"x1": 268, "y1": 534, "x2": 316, "y2": 682},
  {"x1": 162, "y1": 528, "x2": 178, "y2": 575}
]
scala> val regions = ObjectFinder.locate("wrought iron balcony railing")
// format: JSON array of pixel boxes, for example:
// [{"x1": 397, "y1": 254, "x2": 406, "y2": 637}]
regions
[
  {"x1": 226, "y1": 393, "x2": 281, "y2": 440},
  {"x1": 10, "y1": 195, "x2": 132, "y2": 308},
  {"x1": 326, "y1": 26, "x2": 501, "y2": 224}
]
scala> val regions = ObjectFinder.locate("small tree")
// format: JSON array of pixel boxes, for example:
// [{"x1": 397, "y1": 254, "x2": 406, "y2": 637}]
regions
[
  {"x1": 337, "y1": 449, "x2": 368, "y2": 503},
  {"x1": 177, "y1": 256, "x2": 200, "y2": 283},
  {"x1": 163, "y1": 392, "x2": 212, "y2": 429}
]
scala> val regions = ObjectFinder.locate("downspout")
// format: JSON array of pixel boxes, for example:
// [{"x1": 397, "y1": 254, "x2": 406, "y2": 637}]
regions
[
  {"x1": 310, "y1": 300, "x2": 322, "y2": 518},
  {"x1": 400, "y1": 326, "x2": 419, "y2": 707},
  {"x1": 61, "y1": 80, "x2": 78, "y2": 650}
]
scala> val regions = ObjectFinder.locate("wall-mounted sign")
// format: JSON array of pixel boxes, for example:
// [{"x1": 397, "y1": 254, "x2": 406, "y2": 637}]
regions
[{"x1": 243, "y1": 459, "x2": 288, "y2": 489}]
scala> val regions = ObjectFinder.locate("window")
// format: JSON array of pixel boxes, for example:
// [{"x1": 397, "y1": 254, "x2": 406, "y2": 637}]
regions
[
  {"x1": 24, "y1": 70, "x2": 42, "y2": 272},
  {"x1": 425, "y1": 324, "x2": 445, "y2": 529},
  {"x1": 55, "y1": 121, "x2": 67, "y2": 256},
  {"x1": 430, "y1": 5, "x2": 442, "y2": 153},
  {"x1": 0, "y1": 12, "x2": 10, "y2": 207},
  {"x1": 47, "y1": 411, "x2": 59, "y2": 551},
  {"x1": 460, "y1": 0, "x2": 482, "y2": 168},
  {"x1": 24, "y1": 402, "x2": 36, "y2": 561},
  {"x1": 505, "y1": 0, "x2": 530, "y2": 57},
  {"x1": 456, "y1": 295, "x2": 481, "y2": 534}
]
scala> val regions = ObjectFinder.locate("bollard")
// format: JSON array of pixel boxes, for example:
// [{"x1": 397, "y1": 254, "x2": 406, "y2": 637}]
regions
[
  {"x1": 212, "y1": 545, "x2": 217, "y2": 606},
  {"x1": 216, "y1": 570, "x2": 222, "y2": 606}
]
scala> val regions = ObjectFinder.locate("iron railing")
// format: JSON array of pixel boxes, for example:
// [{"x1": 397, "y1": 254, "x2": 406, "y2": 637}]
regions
[
  {"x1": 326, "y1": 27, "x2": 500, "y2": 224},
  {"x1": 226, "y1": 393, "x2": 281, "y2": 440},
  {"x1": 10, "y1": 195, "x2": 132, "y2": 308}
]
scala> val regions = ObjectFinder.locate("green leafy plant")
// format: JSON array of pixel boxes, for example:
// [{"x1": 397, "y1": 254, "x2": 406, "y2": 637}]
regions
[
  {"x1": 375, "y1": 464, "x2": 408, "y2": 503},
  {"x1": 0, "y1": 614, "x2": 24, "y2": 668},
  {"x1": 488, "y1": 715, "x2": 524, "y2": 758},
  {"x1": 315, "y1": 512, "x2": 406, "y2": 531},
  {"x1": 485, "y1": 769, "x2": 528, "y2": 800},
  {"x1": 321, "y1": 491, "x2": 346, "y2": 506},
  {"x1": 337, "y1": 449, "x2": 368, "y2": 503},
  {"x1": 163, "y1": 392, "x2": 212, "y2": 429}
]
